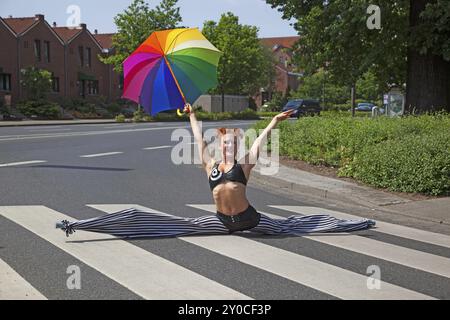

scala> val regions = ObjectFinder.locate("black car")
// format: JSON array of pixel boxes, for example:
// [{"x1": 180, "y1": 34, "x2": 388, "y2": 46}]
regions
[
  {"x1": 282, "y1": 99, "x2": 321, "y2": 118},
  {"x1": 1, "y1": 113, "x2": 25, "y2": 121}
]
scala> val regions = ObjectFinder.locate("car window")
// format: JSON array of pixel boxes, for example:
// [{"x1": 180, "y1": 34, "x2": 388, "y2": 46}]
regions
[{"x1": 284, "y1": 101, "x2": 302, "y2": 109}]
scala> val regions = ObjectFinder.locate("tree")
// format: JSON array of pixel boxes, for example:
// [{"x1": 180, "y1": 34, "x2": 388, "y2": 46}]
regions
[
  {"x1": 100, "y1": 0, "x2": 182, "y2": 73},
  {"x1": 406, "y1": 0, "x2": 450, "y2": 112},
  {"x1": 292, "y1": 69, "x2": 349, "y2": 107},
  {"x1": 265, "y1": 0, "x2": 450, "y2": 112},
  {"x1": 20, "y1": 67, "x2": 52, "y2": 100},
  {"x1": 202, "y1": 13, "x2": 275, "y2": 112},
  {"x1": 292, "y1": 69, "x2": 381, "y2": 108}
]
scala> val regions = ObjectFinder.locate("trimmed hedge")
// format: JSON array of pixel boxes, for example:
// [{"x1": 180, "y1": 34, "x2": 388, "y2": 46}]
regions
[
  {"x1": 119, "y1": 108, "x2": 261, "y2": 122},
  {"x1": 252, "y1": 113, "x2": 450, "y2": 195},
  {"x1": 16, "y1": 100, "x2": 61, "y2": 119}
]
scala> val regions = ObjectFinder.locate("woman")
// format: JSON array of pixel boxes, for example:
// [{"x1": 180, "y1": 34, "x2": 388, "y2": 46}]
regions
[{"x1": 56, "y1": 104, "x2": 375, "y2": 238}]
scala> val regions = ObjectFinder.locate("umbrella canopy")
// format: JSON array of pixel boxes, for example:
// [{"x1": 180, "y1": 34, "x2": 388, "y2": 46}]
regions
[
  {"x1": 56, "y1": 208, "x2": 375, "y2": 239},
  {"x1": 122, "y1": 28, "x2": 222, "y2": 116}
]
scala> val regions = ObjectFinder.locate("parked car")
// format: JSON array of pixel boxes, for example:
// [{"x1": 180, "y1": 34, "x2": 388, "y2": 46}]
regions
[
  {"x1": 120, "y1": 107, "x2": 137, "y2": 118},
  {"x1": 282, "y1": 99, "x2": 321, "y2": 118},
  {"x1": 1, "y1": 113, "x2": 25, "y2": 121},
  {"x1": 355, "y1": 102, "x2": 375, "y2": 112}
]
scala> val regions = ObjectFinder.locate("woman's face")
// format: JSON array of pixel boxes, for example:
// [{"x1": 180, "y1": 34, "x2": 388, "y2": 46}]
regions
[{"x1": 221, "y1": 132, "x2": 238, "y2": 162}]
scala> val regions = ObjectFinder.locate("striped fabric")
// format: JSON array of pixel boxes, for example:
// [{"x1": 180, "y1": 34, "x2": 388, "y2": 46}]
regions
[{"x1": 57, "y1": 207, "x2": 376, "y2": 238}]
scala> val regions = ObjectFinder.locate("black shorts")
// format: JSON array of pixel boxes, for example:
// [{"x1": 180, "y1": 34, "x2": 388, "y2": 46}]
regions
[{"x1": 216, "y1": 205, "x2": 261, "y2": 233}]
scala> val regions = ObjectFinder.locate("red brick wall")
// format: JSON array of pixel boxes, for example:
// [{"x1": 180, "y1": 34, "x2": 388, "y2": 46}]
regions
[
  {"x1": 19, "y1": 21, "x2": 65, "y2": 101},
  {"x1": 0, "y1": 22, "x2": 18, "y2": 105},
  {"x1": 66, "y1": 30, "x2": 109, "y2": 101}
]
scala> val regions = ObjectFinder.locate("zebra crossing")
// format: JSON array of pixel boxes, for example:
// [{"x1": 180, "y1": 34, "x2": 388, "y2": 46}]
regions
[{"x1": 1, "y1": 203, "x2": 449, "y2": 300}]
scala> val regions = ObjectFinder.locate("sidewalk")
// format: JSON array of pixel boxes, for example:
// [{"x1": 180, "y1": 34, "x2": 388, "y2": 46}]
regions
[
  {"x1": 252, "y1": 161, "x2": 449, "y2": 227},
  {"x1": 0, "y1": 119, "x2": 117, "y2": 127}
]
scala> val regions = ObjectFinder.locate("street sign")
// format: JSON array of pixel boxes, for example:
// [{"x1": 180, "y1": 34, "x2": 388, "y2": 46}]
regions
[{"x1": 386, "y1": 88, "x2": 405, "y2": 117}]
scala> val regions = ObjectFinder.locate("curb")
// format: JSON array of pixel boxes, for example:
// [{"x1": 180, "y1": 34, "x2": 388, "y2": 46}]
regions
[{"x1": 0, "y1": 120, "x2": 118, "y2": 127}]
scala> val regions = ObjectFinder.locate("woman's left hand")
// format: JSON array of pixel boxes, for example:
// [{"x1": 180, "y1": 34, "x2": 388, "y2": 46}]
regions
[{"x1": 274, "y1": 109, "x2": 295, "y2": 122}]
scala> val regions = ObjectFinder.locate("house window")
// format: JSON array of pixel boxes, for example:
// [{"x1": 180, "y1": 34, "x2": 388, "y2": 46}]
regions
[
  {"x1": 87, "y1": 80, "x2": 99, "y2": 95},
  {"x1": 34, "y1": 40, "x2": 41, "y2": 62},
  {"x1": 78, "y1": 46, "x2": 84, "y2": 66},
  {"x1": 44, "y1": 41, "x2": 51, "y2": 63},
  {"x1": 51, "y1": 77, "x2": 60, "y2": 93},
  {"x1": 119, "y1": 75, "x2": 124, "y2": 89},
  {"x1": 0, "y1": 74, "x2": 12, "y2": 91},
  {"x1": 86, "y1": 47, "x2": 91, "y2": 67}
]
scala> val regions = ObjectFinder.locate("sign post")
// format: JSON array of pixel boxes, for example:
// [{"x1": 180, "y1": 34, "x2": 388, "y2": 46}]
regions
[{"x1": 386, "y1": 88, "x2": 405, "y2": 117}]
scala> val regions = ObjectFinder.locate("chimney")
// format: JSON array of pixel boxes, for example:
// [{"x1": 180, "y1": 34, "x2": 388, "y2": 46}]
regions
[
  {"x1": 80, "y1": 23, "x2": 87, "y2": 30},
  {"x1": 53, "y1": 22, "x2": 57, "y2": 27},
  {"x1": 35, "y1": 14, "x2": 45, "y2": 21},
  {"x1": 94, "y1": 29, "x2": 98, "y2": 35}
]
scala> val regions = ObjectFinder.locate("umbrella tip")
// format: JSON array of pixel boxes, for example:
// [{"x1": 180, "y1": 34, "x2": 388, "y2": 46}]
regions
[{"x1": 55, "y1": 220, "x2": 75, "y2": 237}]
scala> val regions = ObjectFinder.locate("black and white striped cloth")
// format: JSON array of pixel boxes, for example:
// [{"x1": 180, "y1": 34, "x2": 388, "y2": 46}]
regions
[{"x1": 57, "y1": 207, "x2": 376, "y2": 238}]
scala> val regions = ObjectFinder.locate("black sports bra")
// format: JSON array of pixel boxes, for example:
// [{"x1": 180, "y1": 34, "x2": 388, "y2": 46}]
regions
[{"x1": 208, "y1": 160, "x2": 247, "y2": 191}]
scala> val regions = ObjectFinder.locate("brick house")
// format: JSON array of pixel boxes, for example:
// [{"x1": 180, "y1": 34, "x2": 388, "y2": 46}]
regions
[
  {"x1": 255, "y1": 36, "x2": 302, "y2": 107},
  {"x1": 0, "y1": 14, "x2": 122, "y2": 107},
  {"x1": 53, "y1": 24, "x2": 109, "y2": 101},
  {"x1": 1, "y1": 14, "x2": 65, "y2": 105},
  {"x1": 0, "y1": 17, "x2": 18, "y2": 106},
  {"x1": 93, "y1": 32, "x2": 123, "y2": 102}
]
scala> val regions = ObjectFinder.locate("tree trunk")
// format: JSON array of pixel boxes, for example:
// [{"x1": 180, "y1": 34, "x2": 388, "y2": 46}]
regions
[
  {"x1": 221, "y1": 91, "x2": 225, "y2": 113},
  {"x1": 351, "y1": 85, "x2": 356, "y2": 117},
  {"x1": 406, "y1": 0, "x2": 450, "y2": 113}
]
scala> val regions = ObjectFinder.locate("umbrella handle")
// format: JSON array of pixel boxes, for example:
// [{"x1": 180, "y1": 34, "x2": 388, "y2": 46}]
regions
[{"x1": 177, "y1": 109, "x2": 184, "y2": 117}]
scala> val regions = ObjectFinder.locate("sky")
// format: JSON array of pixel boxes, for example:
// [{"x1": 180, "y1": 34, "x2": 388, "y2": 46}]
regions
[{"x1": 0, "y1": 0, "x2": 297, "y2": 38}]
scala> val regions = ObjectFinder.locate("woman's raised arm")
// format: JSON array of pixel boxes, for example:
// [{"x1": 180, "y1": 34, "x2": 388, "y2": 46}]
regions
[
  {"x1": 184, "y1": 103, "x2": 213, "y2": 171},
  {"x1": 244, "y1": 109, "x2": 295, "y2": 170}
]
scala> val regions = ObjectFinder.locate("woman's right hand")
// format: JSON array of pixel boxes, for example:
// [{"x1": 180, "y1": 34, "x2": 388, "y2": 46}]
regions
[{"x1": 183, "y1": 103, "x2": 193, "y2": 114}]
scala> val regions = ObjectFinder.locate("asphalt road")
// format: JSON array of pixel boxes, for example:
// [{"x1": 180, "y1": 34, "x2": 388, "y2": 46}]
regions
[{"x1": 1, "y1": 121, "x2": 449, "y2": 300}]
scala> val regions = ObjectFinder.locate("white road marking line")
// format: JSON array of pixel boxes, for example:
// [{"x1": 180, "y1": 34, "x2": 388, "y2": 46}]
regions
[
  {"x1": 28, "y1": 128, "x2": 73, "y2": 131},
  {"x1": 0, "y1": 122, "x2": 256, "y2": 142},
  {"x1": 0, "y1": 206, "x2": 250, "y2": 300},
  {"x1": 0, "y1": 160, "x2": 47, "y2": 167},
  {"x1": 88, "y1": 204, "x2": 434, "y2": 300},
  {"x1": 142, "y1": 146, "x2": 172, "y2": 150},
  {"x1": 26, "y1": 126, "x2": 63, "y2": 130},
  {"x1": 271, "y1": 206, "x2": 450, "y2": 249},
  {"x1": 0, "y1": 258, "x2": 47, "y2": 300},
  {"x1": 80, "y1": 152, "x2": 123, "y2": 158},
  {"x1": 192, "y1": 204, "x2": 450, "y2": 279}
]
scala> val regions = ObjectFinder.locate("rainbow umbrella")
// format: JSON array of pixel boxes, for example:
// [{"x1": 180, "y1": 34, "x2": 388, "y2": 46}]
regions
[{"x1": 122, "y1": 28, "x2": 222, "y2": 116}]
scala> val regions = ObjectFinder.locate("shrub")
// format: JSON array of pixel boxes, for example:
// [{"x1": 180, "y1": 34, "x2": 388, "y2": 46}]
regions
[
  {"x1": 133, "y1": 108, "x2": 145, "y2": 122},
  {"x1": 251, "y1": 113, "x2": 450, "y2": 195},
  {"x1": 347, "y1": 132, "x2": 449, "y2": 195},
  {"x1": 0, "y1": 98, "x2": 9, "y2": 115},
  {"x1": 115, "y1": 114, "x2": 126, "y2": 123},
  {"x1": 16, "y1": 100, "x2": 61, "y2": 119}
]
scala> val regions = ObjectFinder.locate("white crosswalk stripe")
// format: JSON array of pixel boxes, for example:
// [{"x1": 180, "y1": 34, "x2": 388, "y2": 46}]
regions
[
  {"x1": 0, "y1": 258, "x2": 47, "y2": 300},
  {"x1": 1, "y1": 203, "x2": 449, "y2": 300},
  {"x1": 270, "y1": 206, "x2": 450, "y2": 249},
  {"x1": 89, "y1": 204, "x2": 434, "y2": 300},
  {"x1": 0, "y1": 206, "x2": 249, "y2": 300},
  {"x1": 214, "y1": 205, "x2": 450, "y2": 279}
]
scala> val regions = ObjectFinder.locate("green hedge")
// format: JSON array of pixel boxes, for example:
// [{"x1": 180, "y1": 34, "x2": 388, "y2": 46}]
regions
[
  {"x1": 252, "y1": 113, "x2": 450, "y2": 195},
  {"x1": 120, "y1": 108, "x2": 261, "y2": 122},
  {"x1": 347, "y1": 132, "x2": 449, "y2": 195},
  {"x1": 16, "y1": 100, "x2": 61, "y2": 119}
]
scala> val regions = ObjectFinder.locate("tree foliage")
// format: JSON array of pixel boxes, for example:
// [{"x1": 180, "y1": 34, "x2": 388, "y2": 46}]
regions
[
  {"x1": 202, "y1": 12, "x2": 275, "y2": 97},
  {"x1": 266, "y1": 0, "x2": 450, "y2": 111},
  {"x1": 20, "y1": 67, "x2": 53, "y2": 100},
  {"x1": 100, "y1": 0, "x2": 182, "y2": 72}
]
